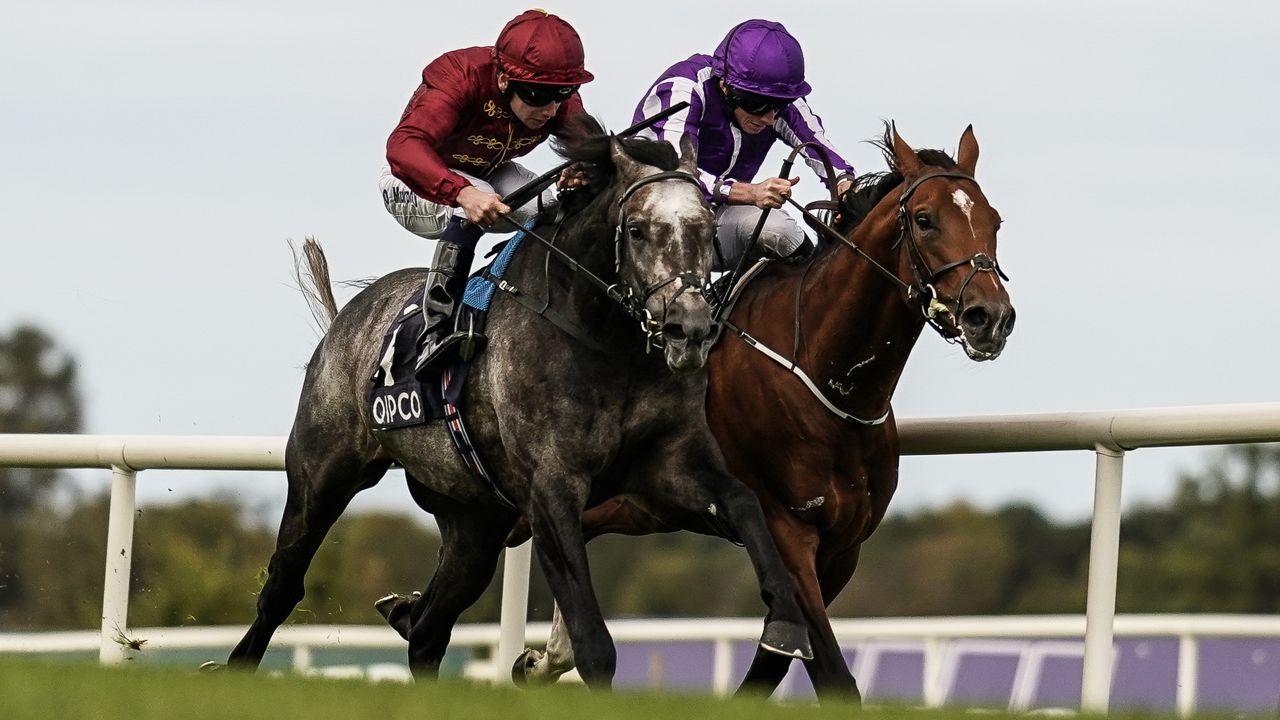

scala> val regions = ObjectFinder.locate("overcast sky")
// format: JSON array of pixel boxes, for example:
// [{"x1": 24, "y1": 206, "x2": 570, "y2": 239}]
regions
[{"x1": 2, "y1": 0, "x2": 1278, "y2": 523}]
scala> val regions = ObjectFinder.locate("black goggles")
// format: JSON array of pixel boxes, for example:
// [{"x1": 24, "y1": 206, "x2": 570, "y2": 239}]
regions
[
  {"x1": 723, "y1": 86, "x2": 793, "y2": 116},
  {"x1": 508, "y1": 80, "x2": 579, "y2": 107}
]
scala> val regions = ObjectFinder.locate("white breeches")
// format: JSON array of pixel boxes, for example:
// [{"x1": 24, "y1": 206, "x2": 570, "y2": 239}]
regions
[
  {"x1": 379, "y1": 162, "x2": 556, "y2": 239},
  {"x1": 712, "y1": 205, "x2": 806, "y2": 271}
]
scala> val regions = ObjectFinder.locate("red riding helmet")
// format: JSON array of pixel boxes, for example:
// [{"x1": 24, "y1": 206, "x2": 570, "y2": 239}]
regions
[{"x1": 494, "y1": 9, "x2": 595, "y2": 85}]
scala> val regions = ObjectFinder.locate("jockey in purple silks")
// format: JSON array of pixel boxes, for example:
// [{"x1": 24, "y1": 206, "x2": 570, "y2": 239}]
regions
[{"x1": 633, "y1": 19, "x2": 855, "y2": 270}]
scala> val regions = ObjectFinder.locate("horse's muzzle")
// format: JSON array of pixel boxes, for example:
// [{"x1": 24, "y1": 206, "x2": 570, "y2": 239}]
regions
[
  {"x1": 661, "y1": 298, "x2": 716, "y2": 373},
  {"x1": 958, "y1": 300, "x2": 1016, "y2": 360}
]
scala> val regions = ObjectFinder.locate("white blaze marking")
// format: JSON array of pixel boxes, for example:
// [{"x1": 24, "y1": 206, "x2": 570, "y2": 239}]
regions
[
  {"x1": 629, "y1": 178, "x2": 714, "y2": 318},
  {"x1": 952, "y1": 188, "x2": 977, "y2": 240}
]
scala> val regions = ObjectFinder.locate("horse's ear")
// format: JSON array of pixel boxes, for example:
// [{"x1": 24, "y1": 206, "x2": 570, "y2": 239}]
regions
[
  {"x1": 890, "y1": 122, "x2": 923, "y2": 176},
  {"x1": 956, "y1": 124, "x2": 979, "y2": 176},
  {"x1": 677, "y1": 134, "x2": 698, "y2": 175},
  {"x1": 609, "y1": 135, "x2": 640, "y2": 179}
]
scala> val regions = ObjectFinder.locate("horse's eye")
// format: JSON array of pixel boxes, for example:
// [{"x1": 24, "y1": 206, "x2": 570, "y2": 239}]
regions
[
  {"x1": 628, "y1": 224, "x2": 644, "y2": 241},
  {"x1": 994, "y1": 218, "x2": 1004, "y2": 232},
  {"x1": 915, "y1": 214, "x2": 932, "y2": 231}
]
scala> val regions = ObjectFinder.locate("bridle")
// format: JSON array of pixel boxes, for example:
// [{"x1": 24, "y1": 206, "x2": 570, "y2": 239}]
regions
[
  {"x1": 722, "y1": 145, "x2": 1010, "y2": 426},
  {"x1": 612, "y1": 169, "x2": 713, "y2": 349},
  {"x1": 740, "y1": 142, "x2": 1010, "y2": 342},
  {"x1": 891, "y1": 171, "x2": 1010, "y2": 341},
  {"x1": 497, "y1": 168, "x2": 711, "y2": 352}
]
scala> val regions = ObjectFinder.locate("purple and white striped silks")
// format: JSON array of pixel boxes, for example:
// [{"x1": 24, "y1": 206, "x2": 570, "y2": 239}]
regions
[{"x1": 632, "y1": 53, "x2": 855, "y2": 203}]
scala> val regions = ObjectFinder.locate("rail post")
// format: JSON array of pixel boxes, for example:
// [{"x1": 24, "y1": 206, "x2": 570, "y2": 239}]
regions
[
  {"x1": 495, "y1": 541, "x2": 533, "y2": 684},
  {"x1": 99, "y1": 465, "x2": 138, "y2": 664},
  {"x1": 1081, "y1": 444, "x2": 1124, "y2": 713}
]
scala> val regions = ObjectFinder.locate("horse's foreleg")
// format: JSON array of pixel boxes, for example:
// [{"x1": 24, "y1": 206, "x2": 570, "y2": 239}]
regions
[
  {"x1": 695, "y1": 470, "x2": 813, "y2": 662},
  {"x1": 513, "y1": 602, "x2": 577, "y2": 685},
  {"x1": 736, "y1": 648, "x2": 794, "y2": 697},
  {"x1": 227, "y1": 452, "x2": 386, "y2": 669},
  {"x1": 514, "y1": 498, "x2": 673, "y2": 686},
  {"x1": 737, "y1": 527, "x2": 861, "y2": 702},
  {"x1": 804, "y1": 543, "x2": 864, "y2": 699},
  {"x1": 404, "y1": 509, "x2": 514, "y2": 679},
  {"x1": 527, "y1": 473, "x2": 615, "y2": 689}
]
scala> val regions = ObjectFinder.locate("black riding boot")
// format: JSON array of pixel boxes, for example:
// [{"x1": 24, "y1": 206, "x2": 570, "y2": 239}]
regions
[{"x1": 414, "y1": 217, "x2": 485, "y2": 380}]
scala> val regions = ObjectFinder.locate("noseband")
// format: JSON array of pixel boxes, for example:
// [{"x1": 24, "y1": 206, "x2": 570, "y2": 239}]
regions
[
  {"x1": 893, "y1": 171, "x2": 1010, "y2": 340},
  {"x1": 611, "y1": 170, "x2": 713, "y2": 349}
]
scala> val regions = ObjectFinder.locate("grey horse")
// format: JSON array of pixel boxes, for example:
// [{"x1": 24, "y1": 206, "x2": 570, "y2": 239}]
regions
[{"x1": 221, "y1": 117, "x2": 812, "y2": 687}]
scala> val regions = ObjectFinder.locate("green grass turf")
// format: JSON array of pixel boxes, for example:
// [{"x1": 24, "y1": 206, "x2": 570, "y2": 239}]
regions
[{"x1": 0, "y1": 658, "x2": 1192, "y2": 720}]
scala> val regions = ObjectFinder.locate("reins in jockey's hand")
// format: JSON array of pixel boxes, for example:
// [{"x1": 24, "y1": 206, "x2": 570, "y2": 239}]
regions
[
  {"x1": 716, "y1": 154, "x2": 793, "y2": 322},
  {"x1": 722, "y1": 146, "x2": 1011, "y2": 425},
  {"x1": 711, "y1": 139, "x2": 846, "y2": 321},
  {"x1": 499, "y1": 101, "x2": 691, "y2": 212}
]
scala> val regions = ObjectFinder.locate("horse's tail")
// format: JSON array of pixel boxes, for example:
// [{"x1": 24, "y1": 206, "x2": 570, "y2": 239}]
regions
[{"x1": 291, "y1": 237, "x2": 340, "y2": 332}]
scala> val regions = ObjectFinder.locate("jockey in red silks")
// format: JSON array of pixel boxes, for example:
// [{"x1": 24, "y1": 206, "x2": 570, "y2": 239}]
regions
[
  {"x1": 633, "y1": 19, "x2": 855, "y2": 270},
  {"x1": 380, "y1": 9, "x2": 594, "y2": 377}
]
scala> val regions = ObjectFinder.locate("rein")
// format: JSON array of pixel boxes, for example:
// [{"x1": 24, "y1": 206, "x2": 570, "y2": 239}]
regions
[
  {"x1": 787, "y1": 166, "x2": 1010, "y2": 340},
  {"x1": 727, "y1": 148, "x2": 1009, "y2": 426},
  {"x1": 494, "y1": 169, "x2": 707, "y2": 351}
]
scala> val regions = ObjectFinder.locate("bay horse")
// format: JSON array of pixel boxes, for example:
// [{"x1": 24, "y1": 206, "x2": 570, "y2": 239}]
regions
[
  {"x1": 219, "y1": 116, "x2": 812, "y2": 686},
  {"x1": 511, "y1": 124, "x2": 1015, "y2": 699}
]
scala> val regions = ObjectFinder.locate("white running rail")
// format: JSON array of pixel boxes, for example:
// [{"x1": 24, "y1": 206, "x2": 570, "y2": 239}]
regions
[{"x1": 3, "y1": 402, "x2": 1280, "y2": 715}]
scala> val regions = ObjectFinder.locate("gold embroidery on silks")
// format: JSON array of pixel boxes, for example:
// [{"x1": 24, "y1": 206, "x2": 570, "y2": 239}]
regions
[
  {"x1": 451, "y1": 154, "x2": 491, "y2": 168},
  {"x1": 482, "y1": 100, "x2": 511, "y2": 119},
  {"x1": 468, "y1": 135, "x2": 505, "y2": 150},
  {"x1": 509, "y1": 137, "x2": 541, "y2": 151}
]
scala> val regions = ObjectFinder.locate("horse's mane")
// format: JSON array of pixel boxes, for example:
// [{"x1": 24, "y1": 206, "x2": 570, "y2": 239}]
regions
[
  {"x1": 835, "y1": 124, "x2": 958, "y2": 236},
  {"x1": 551, "y1": 114, "x2": 679, "y2": 213}
]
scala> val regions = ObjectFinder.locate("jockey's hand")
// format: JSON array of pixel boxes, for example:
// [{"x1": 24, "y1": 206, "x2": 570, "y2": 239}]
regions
[
  {"x1": 557, "y1": 164, "x2": 590, "y2": 190},
  {"x1": 455, "y1": 186, "x2": 511, "y2": 228},
  {"x1": 834, "y1": 178, "x2": 854, "y2": 224},
  {"x1": 750, "y1": 176, "x2": 800, "y2": 210}
]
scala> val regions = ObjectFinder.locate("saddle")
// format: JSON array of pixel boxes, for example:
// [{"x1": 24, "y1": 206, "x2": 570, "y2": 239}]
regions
[
  {"x1": 364, "y1": 229, "x2": 535, "y2": 504},
  {"x1": 366, "y1": 228, "x2": 531, "y2": 433}
]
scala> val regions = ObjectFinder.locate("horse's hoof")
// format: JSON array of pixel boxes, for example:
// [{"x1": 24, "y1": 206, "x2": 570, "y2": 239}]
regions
[
  {"x1": 373, "y1": 592, "x2": 407, "y2": 619},
  {"x1": 198, "y1": 660, "x2": 224, "y2": 672},
  {"x1": 759, "y1": 620, "x2": 814, "y2": 661},
  {"x1": 511, "y1": 648, "x2": 544, "y2": 687},
  {"x1": 374, "y1": 591, "x2": 420, "y2": 640}
]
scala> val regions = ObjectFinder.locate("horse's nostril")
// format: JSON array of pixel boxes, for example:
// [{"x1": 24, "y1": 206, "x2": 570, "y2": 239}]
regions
[
  {"x1": 960, "y1": 306, "x2": 990, "y2": 330},
  {"x1": 662, "y1": 323, "x2": 687, "y2": 342}
]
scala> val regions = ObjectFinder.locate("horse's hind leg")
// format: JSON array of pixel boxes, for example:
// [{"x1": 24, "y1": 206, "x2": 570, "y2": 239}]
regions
[
  {"x1": 513, "y1": 601, "x2": 575, "y2": 685},
  {"x1": 227, "y1": 444, "x2": 389, "y2": 669},
  {"x1": 402, "y1": 506, "x2": 515, "y2": 679}
]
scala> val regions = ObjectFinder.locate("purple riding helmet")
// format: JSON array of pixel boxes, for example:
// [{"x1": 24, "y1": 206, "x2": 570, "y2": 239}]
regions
[{"x1": 711, "y1": 19, "x2": 812, "y2": 99}]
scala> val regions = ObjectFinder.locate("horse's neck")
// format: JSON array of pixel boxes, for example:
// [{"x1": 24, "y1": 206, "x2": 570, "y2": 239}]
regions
[
  {"x1": 509, "y1": 200, "x2": 629, "y2": 341},
  {"x1": 786, "y1": 207, "x2": 925, "y2": 415}
]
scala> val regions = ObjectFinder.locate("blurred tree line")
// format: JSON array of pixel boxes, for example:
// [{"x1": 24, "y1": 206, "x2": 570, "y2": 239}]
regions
[{"x1": 6, "y1": 323, "x2": 1280, "y2": 630}]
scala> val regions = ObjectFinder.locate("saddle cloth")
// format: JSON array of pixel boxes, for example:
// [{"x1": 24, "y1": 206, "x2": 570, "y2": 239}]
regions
[{"x1": 365, "y1": 227, "x2": 530, "y2": 432}]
